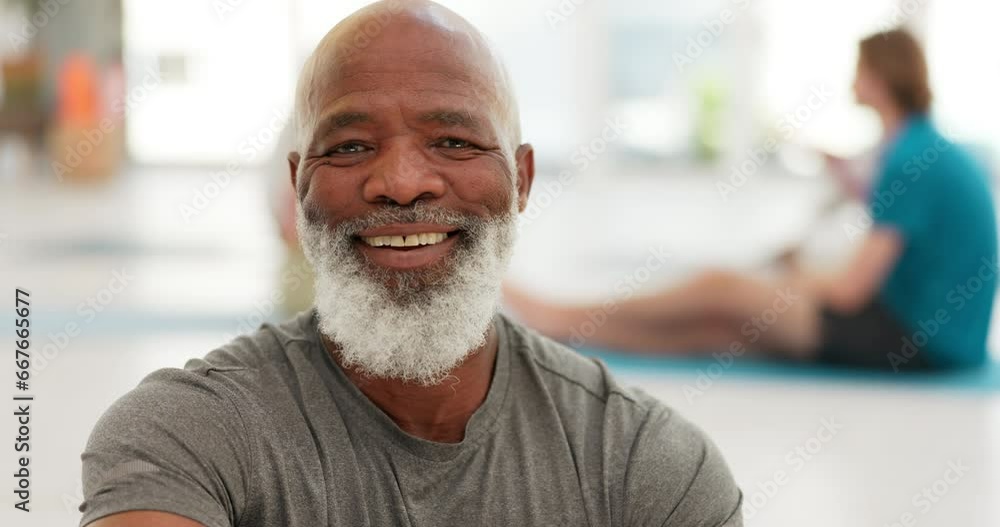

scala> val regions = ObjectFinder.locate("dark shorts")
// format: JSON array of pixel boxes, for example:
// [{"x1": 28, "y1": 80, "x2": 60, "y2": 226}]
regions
[{"x1": 816, "y1": 301, "x2": 936, "y2": 372}]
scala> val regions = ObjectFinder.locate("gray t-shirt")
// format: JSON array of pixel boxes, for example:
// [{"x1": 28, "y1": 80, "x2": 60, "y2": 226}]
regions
[{"x1": 80, "y1": 310, "x2": 742, "y2": 526}]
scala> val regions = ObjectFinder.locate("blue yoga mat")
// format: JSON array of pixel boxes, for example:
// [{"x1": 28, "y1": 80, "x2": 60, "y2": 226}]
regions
[{"x1": 579, "y1": 347, "x2": 1000, "y2": 392}]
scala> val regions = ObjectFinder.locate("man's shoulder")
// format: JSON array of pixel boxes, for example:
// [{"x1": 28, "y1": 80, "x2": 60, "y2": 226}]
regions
[
  {"x1": 497, "y1": 312, "x2": 723, "y2": 457},
  {"x1": 77, "y1": 315, "x2": 311, "y2": 527},
  {"x1": 130, "y1": 310, "x2": 316, "y2": 405},
  {"x1": 499, "y1": 313, "x2": 656, "y2": 413},
  {"x1": 190, "y1": 309, "x2": 313, "y2": 368},
  {"x1": 498, "y1": 315, "x2": 742, "y2": 524},
  {"x1": 88, "y1": 311, "x2": 318, "y2": 460}
]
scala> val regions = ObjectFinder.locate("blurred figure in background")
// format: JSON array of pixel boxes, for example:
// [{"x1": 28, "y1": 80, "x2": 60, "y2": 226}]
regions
[
  {"x1": 268, "y1": 124, "x2": 315, "y2": 315},
  {"x1": 506, "y1": 29, "x2": 997, "y2": 372}
]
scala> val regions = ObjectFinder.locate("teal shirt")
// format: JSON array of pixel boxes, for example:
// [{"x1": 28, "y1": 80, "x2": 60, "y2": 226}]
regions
[{"x1": 871, "y1": 115, "x2": 997, "y2": 367}]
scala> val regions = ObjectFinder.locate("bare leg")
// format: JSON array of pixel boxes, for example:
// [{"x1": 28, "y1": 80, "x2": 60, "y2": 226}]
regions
[
  {"x1": 568, "y1": 316, "x2": 749, "y2": 355},
  {"x1": 503, "y1": 270, "x2": 821, "y2": 360}
]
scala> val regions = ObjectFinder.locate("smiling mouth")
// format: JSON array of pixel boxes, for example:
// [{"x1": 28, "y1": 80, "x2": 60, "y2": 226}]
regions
[
  {"x1": 353, "y1": 229, "x2": 465, "y2": 267},
  {"x1": 359, "y1": 232, "x2": 452, "y2": 249}
]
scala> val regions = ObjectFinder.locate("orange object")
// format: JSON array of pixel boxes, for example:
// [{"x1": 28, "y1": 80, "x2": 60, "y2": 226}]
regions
[
  {"x1": 49, "y1": 52, "x2": 122, "y2": 183},
  {"x1": 56, "y1": 53, "x2": 101, "y2": 127}
]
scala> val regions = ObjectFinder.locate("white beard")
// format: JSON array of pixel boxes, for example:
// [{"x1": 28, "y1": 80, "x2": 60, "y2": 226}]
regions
[{"x1": 297, "y1": 200, "x2": 518, "y2": 386}]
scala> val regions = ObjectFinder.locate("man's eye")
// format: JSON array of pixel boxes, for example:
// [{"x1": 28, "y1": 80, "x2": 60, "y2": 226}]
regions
[
  {"x1": 329, "y1": 143, "x2": 368, "y2": 155},
  {"x1": 439, "y1": 138, "x2": 472, "y2": 149}
]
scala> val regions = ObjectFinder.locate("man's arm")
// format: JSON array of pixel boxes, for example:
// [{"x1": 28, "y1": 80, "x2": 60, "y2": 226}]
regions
[
  {"x1": 812, "y1": 154, "x2": 930, "y2": 313},
  {"x1": 87, "y1": 511, "x2": 207, "y2": 527},
  {"x1": 79, "y1": 368, "x2": 252, "y2": 527},
  {"x1": 813, "y1": 228, "x2": 903, "y2": 313},
  {"x1": 623, "y1": 403, "x2": 743, "y2": 526},
  {"x1": 824, "y1": 152, "x2": 869, "y2": 201}
]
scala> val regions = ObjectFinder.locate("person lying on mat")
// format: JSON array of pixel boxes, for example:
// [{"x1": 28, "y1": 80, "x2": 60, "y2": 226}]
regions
[
  {"x1": 505, "y1": 29, "x2": 997, "y2": 372},
  {"x1": 77, "y1": 2, "x2": 742, "y2": 527}
]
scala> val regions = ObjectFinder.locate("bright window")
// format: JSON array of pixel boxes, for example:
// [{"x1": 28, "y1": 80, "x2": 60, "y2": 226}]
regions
[{"x1": 123, "y1": 0, "x2": 293, "y2": 164}]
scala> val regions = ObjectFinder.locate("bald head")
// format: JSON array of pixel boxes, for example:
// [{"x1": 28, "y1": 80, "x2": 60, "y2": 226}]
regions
[{"x1": 293, "y1": 0, "x2": 521, "y2": 158}]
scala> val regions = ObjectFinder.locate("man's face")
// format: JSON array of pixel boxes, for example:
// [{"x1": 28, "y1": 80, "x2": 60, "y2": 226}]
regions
[
  {"x1": 292, "y1": 22, "x2": 531, "y2": 290},
  {"x1": 289, "y1": 18, "x2": 533, "y2": 385}
]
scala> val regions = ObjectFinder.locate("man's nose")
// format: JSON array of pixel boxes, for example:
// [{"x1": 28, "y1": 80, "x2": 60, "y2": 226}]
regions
[{"x1": 363, "y1": 143, "x2": 447, "y2": 206}]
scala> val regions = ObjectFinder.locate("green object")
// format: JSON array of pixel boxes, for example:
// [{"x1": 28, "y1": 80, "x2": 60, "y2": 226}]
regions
[{"x1": 692, "y1": 76, "x2": 727, "y2": 162}]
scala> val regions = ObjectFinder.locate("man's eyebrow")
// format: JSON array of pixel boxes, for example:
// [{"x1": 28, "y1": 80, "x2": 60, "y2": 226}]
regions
[
  {"x1": 419, "y1": 110, "x2": 486, "y2": 134},
  {"x1": 309, "y1": 111, "x2": 372, "y2": 147}
]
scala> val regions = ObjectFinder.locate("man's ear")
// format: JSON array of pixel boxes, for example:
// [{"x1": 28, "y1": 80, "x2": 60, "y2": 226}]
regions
[
  {"x1": 514, "y1": 144, "x2": 534, "y2": 213},
  {"x1": 288, "y1": 151, "x2": 301, "y2": 196}
]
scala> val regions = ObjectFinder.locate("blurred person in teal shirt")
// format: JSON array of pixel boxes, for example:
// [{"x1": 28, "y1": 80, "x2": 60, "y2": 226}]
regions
[
  {"x1": 506, "y1": 29, "x2": 997, "y2": 371},
  {"x1": 845, "y1": 29, "x2": 997, "y2": 369}
]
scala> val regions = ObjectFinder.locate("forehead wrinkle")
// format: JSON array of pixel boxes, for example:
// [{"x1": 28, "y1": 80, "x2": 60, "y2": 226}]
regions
[
  {"x1": 419, "y1": 110, "x2": 486, "y2": 135},
  {"x1": 294, "y1": 1, "x2": 521, "y2": 154},
  {"x1": 312, "y1": 78, "x2": 499, "y2": 131}
]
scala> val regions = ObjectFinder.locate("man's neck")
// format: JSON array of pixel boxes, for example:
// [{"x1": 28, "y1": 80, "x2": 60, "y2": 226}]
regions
[{"x1": 326, "y1": 327, "x2": 499, "y2": 444}]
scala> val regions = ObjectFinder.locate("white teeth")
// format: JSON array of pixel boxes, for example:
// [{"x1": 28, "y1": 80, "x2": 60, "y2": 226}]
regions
[{"x1": 362, "y1": 232, "x2": 450, "y2": 248}]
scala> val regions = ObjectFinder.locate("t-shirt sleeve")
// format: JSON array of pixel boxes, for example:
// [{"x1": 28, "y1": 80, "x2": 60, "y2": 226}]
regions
[
  {"x1": 623, "y1": 404, "x2": 743, "y2": 527},
  {"x1": 79, "y1": 368, "x2": 253, "y2": 527}
]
